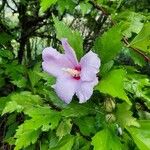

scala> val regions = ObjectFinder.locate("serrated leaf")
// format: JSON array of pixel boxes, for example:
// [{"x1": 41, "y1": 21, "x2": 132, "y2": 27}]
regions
[
  {"x1": 94, "y1": 25, "x2": 122, "y2": 64},
  {"x1": 2, "y1": 101, "x2": 23, "y2": 115},
  {"x1": 126, "y1": 120, "x2": 150, "y2": 150},
  {"x1": 40, "y1": 0, "x2": 57, "y2": 12},
  {"x1": 130, "y1": 23, "x2": 150, "y2": 53},
  {"x1": 14, "y1": 129, "x2": 40, "y2": 150},
  {"x1": 116, "y1": 103, "x2": 140, "y2": 128},
  {"x1": 2, "y1": 92, "x2": 42, "y2": 115},
  {"x1": 11, "y1": 77, "x2": 27, "y2": 88},
  {"x1": 25, "y1": 106, "x2": 61, "y2": 130},
  {"x1": 96, "y1": 69, "x2": 131, "y2": 105},
  {"x1": 91, "y1": 128, "x2": 122, "y2": 150},
  {"x1": 53, "y1": 17, "x2": 83, "y2": 60},
  {"x1": 14, "y1": 106, "x2": 61, "y2": 150}
]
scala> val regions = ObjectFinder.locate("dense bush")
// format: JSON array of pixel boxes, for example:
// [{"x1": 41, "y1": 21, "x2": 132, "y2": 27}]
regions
[{"x1": 0, "y1": 0, "x2": 150, "y2": 150}]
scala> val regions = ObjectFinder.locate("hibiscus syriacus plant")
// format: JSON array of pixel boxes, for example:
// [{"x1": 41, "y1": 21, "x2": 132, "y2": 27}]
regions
[{"x1": 42, "y1": 38, "x2": 100, "y2": 103}]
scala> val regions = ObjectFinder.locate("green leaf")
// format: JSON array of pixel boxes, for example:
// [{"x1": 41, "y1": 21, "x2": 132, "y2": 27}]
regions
[
  {"x1": 11, "y1": 77, "x2": 27, "y2": 88},
  {"x1": 14, "y1": 129, "x2": 40, "y2": 150},
  {"x1": 91, "y1": 128, "x2": 122, "y2": 150},
  {"x1": 129, "y1": 49, "x2": 146, "y2": 66},
  {"x1": 0, "y1": 49, "x2": 13, "y2": 59},
  {"x1": 61, "y1": 101, "x2": 96, "y2": 117},
  {"x1": 25, "y1": 106, "x2": 61, "y2": 130},
  {"x1": 80, "y1": 2, "x2": 92, "y2": 16},
  {"x1": 130, "y1": 23, "x2": 150, "y2": 53},
  {"x1": 50, "y1": 135, "x2": 74, "y2": 150},
  {"x1": 14, "y1": 106, "x2": 61, "y2": 150},
  {"x1": 74, "y1": 116, "x2": 97, "y2": 136},
  {"x1": 28, "y1": 70, "x2": 41, "y2": 87},
  {"x1": 116, "y1": 103, "x2": 140, "y2": 128},
  {"x1": 94, "y1": 25, "x2": 122, "y2": 64},
  {"x1": 113, "y1": 11, "x2": 145, "y2": 38},
  {"x1": 56, "y1": 119, "x2": 72, "y2": 138},
  {"x1": 2, "y1": 101, "x2": 24, "y2": 115},
  {"x1": 0, "y1": 32, "x2": 13, "y2": 45},
  {"x1": 96, "y1": 69, "x2": 131, "y2": 105},
  {"x1": 2, "y1": 92, "x2": 42, "y2": 115},
  {"x1": 57, "y1": 0, "x2": 76, "y2": 14},
  {"x1": 53, "y1": 17, "x2": 83, "y2": 60},
  {"x1": 0, "y1": 97, "x2": 10, "y2": 114},
  {"x1": 40, "y1": 0, "x2": 57, "y2": 12},
  {"x1": 126, "y1": 120, "x2": 150, "y2": 150},
  {"x1": 125, "y1": 73, "x2": 150, "y2": 104}
]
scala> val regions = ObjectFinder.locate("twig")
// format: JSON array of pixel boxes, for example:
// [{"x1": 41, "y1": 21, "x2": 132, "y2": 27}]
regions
[{"x1": 123, "y1": 37, "x2": 150, "y2": 62}]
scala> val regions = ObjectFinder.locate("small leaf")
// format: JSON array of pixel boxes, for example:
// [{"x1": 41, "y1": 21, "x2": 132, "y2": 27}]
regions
[{"x1": 15, "y1": 129, "x2": 40, "y2": 150}]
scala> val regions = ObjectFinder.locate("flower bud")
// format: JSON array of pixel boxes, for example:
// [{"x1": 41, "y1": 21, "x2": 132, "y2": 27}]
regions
[
  {"x1": 104, "y1": 97, "x2": 116, "y2": 112},
  {"x1": 105, "y1": 113, "x2": 116, "y2": 123}
]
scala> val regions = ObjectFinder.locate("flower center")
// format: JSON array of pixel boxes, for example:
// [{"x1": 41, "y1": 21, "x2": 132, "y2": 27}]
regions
[{"x1": 62, "y1": 66, "x2": 81, "y2": 80}]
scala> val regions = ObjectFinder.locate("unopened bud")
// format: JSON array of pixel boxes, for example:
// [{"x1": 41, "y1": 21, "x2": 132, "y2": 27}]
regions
[
  {"x1": 105, "y1": 113, "x2": 116, "y2": 123},
  {"x1": 104, "y1": 97, "x2": 116, "y2": 112}
]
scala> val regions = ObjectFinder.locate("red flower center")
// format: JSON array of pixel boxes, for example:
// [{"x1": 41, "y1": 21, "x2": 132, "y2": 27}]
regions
[{"x1": 73, "y1": 66, "x2": 81, "y2": 80}]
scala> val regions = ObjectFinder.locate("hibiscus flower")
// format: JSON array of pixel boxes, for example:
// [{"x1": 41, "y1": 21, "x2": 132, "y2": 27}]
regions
[{"x1": 42, "y1": 38, "x2": 100, "y2": 103}]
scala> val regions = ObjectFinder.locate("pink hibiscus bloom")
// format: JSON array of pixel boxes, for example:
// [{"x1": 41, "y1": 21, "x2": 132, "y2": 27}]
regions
[{"x1": 42, "y1": 38, "x2": 100, "y2": 103}]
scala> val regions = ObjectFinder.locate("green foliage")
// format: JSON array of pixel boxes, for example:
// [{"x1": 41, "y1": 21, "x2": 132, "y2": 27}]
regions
[
  {"x1": 96, "y1": 69, "x2": 131, "y2": 104},
  {"x1": 91, "y1": 127, "x2": 122, "y2": 150},
  {"x1": 0, "y1": 0, "x2": 150, "y2": 149},
  {"x1": 50, "y1": 135, "x2": 74, "y2": 150},
  {"x1": 130, "y1": 23, "x2": 150, "y2": 53},
  {"x1": 40, "y1": 0, "x2": 57, "y2": 12},
  {"x1": 116, "y1": 103, "x2": 140, "y2": 128},
  {"x1": 53, "y1": 17, "x2": 83, "y2": 60},
  {"x1": 74, "y1": 116, "x2": 97, "y2": 136},
  {"x1": 94, "y1": 25, "x2": 122, "y2": 65},
  {"x1": 14, "y1": 106, "x2": 61, "y2": 149},
  {"x1": 126, "y1": 120, "x2": 150, "y2": 150}
]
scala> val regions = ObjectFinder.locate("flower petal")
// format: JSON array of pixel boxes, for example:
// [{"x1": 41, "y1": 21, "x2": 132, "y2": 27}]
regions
[
  {"x1": 80, "y1": 51, "x2": 100, "y2": 81},
  {"x1": 42, "y1": 47, "x2": 74, "y2": 77},
  {"x1": 61, "y1": 38, "x2": 78, "y2": 66},
  {"x1": 76, "y1": 78, "x2": 98, "y2": 103},
  {"x1": 53, "y1": 76, "x2": 79, "y2": 103}
]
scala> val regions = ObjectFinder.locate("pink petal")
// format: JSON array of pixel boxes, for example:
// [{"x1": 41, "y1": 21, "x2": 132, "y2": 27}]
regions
[
  {"x1": 42, "y1": 47, "x2": 74, "y2": 77},
  {"x1": 61, "y1": 38, "x2": 78, "y2": 66},
  {"x1": 76, "y1": 78, "x2": 98, "y2": 103},
  {"x1": 53, "y1": 76, "x2": 79, "y2": 103},
  {"x1": 80, "y1": 51, "x2": 100, "y2": 81}
]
